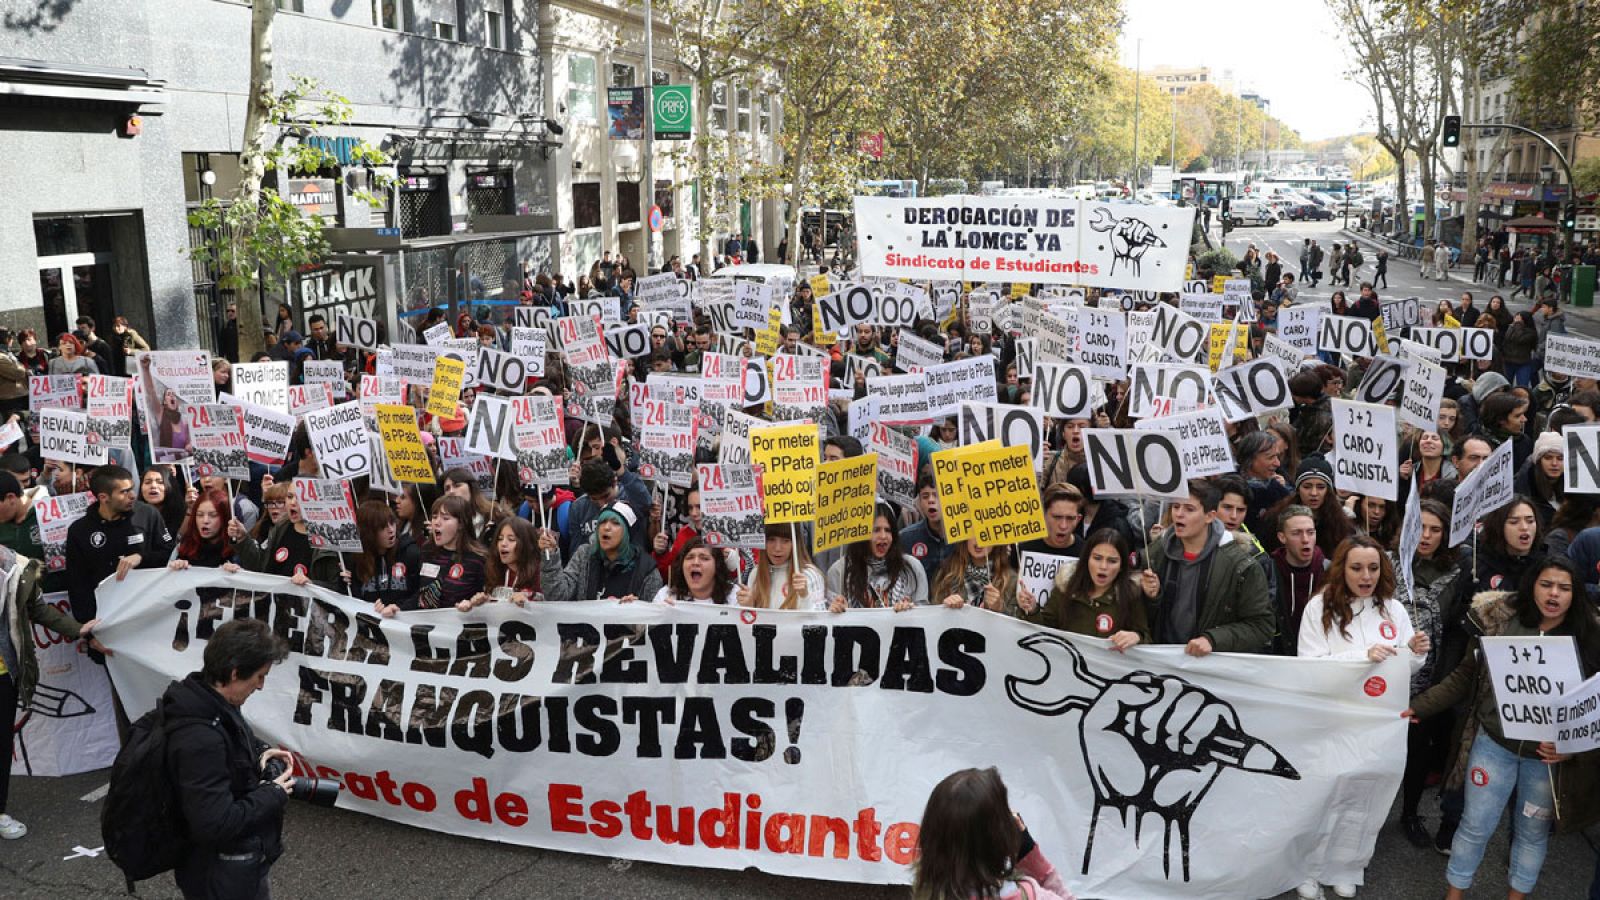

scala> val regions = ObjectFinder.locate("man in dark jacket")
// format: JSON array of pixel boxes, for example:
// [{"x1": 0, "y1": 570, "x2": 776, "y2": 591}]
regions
[
  {"x1": 1138, "y1": 480, "x2": 1274, "y2": 656},
  {"x1": 163, "y1": 618, "x2": 293, "y2": 900},
  {"x1": 1269, "y1": 505, "x2": 1328, "y2": 655},
  {"x1": 561, "y1": 460, "x2": 651, "y2": 560},
  {"x1": 64, "y1": 465, "x2": 173, "y2": 626}
]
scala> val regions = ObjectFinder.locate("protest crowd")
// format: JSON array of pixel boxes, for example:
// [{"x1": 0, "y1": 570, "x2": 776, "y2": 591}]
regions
[{"x1": 5, "y1": 219, "x2": 1600, "y2": 900}]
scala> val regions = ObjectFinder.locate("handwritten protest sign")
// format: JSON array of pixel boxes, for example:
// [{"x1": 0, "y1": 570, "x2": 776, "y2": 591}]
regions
[
  {"x1": 1483, "y1": 636, "x2": 1584, "y2": 741},
  {"x1": 813, "y1": 454, "x2": 879, "y2": 553},
  {"x1": 750, "y1": 423, "x2": 819, "y2": 524},
  {"x1": 375, "y1": 404, "x2": 435, "y2": 484}
]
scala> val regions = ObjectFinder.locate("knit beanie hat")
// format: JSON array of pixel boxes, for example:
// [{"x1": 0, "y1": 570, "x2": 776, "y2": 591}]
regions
[
  {"x1": 1532, "y1": 430, "x2": 1564, "y2": 463},
  {"x1": 1471, "y1": 371, "x2": 1509, "y2": 404},
  {"x1": 1295, "y1": 456, "x2": 1335, "y2": 488}
]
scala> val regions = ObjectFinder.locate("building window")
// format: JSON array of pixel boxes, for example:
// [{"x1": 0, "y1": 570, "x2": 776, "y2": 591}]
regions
[
  {"x1": 612, "y1": 63, "x2": 636, "y2": 88},
  {"x1": 372, "y1": 0, "x2": 399, "y2": 29},
  {"x1": 654, "y1": 179, "x2": 674, "y2": 219},
  {"x1": 759, "y1": 94, "x2": 771, "y2": 136},
  {"x1": 617, "y1": 181, "x2": 641, "y2": 224},
  {"x1": 433, "y1": 21, "x2": 455, "y2": 40},
  {"x1": 569, "y1": 55, "x2": 599, "y2": 122},
  {"x1": 736, "y1": 87, "x2": 751, "y2": 133},
  {"x1": 711, "y1": 82, "x2": 728, "y2": 132},
  {"x1": 573, "y1": 182, "x2": 602, "y2": 229},
  {"x1": 486, "y1": 9, "x2": 505, "y2": 50}
]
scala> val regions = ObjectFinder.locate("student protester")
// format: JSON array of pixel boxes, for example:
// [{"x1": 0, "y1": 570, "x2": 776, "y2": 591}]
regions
[
  {"x1": 900, "y1": 473, "x2": 954, "y2": 584},
  {"x1": 0, "y1": 543, "x2": 106, "y2": 840},
  {"x1": 392, "y1": 485, "x2": 431, "y2": 544},
  {"x1": 931, "y1": 539, "x2": 1019, "y2": 615},
  {"x1": 252, "y1": 482, "x2": 292, "y2": 541},
  {"x1": 1401, "y1": 429, "x2": 1455, "y2": 496},
  {"x1": 1512, "y1": 431, "x2": 1564, "y2": 529},
  {"x1": 1019, "y1": 529, "x2": 1148, "y2": 649},
  {"x1": 1271, "y1": 458, "x2": 1350, "y2": 560},
  {"x1": 1018, "y1": 484, "x2": 1083, "y2": 559},
  {"x1": 1295, "y1": 535, "x2": 1429, "y2": 899},
  {"x1": 1406, "y1": 557, "x2": 1600, "y2": 900},
  {"x1": 166, "y1": 488, "x2": 238, "y2": 570},
  {"x1": 1066, "y1": 465, "x2": 1141, "y2": 554},
  {"x1": 230, "y1": 490, "x2": 343, "y2": 589},
  {"x1": 1270, "y1": 505, "x2": 1327, "y2": 656},
  {"x1": 742, "y1": 523, "x2": 825, "y2": 610},
  {"x1": 651, "y1": 538, "x2": 741, "y2": 604},
  {"x1": 1544, "y1": 493, "x2": 1600, "y2": 560},
  {"x1": 1391, "y1": 499, "x2": 1464, "y2": 849},
  {"x1": 460, "y1": 516, "x2": 543, "y2": 609},
  {"x1": 1213, "y1": 473, "x2": 1278, "y2": 599},
  {"x1": 440, "y1": 467, "x2": 501, "y2": 541},
  {"x1": 141, "y1": 465, "x2": 189, "y2": 539},
  {"x1": 1235, "y1": 432, "x2": 1292, "y2": 537},
  {"x1": 399, "y1": 494, "x2": 488, "y2": 611},
  {"x1": 352, "y1": 499, "x2": 421, "y2": 610},
  {"x1": 652, "y1": 485, "x2": 706, "y2": 578},
  {"x1": 540, "y1": 503, "x2": 662, "y2": 603},
  {"x1": 1474, "y1": 391, "x2": 1533, "y2": 472},
  {"x1": 1349, "y1": 495, "x2": 1399, "y2": 549},
  {"x1": 1139, "y1": 480, "x2": 1274, "y2": 656},
  {"x1": 911, "y1": 767, "x2": 1075, "y2": 900},
  {"x1": 65, "y1": 465, "x2": 173, "y2": 629},
  {"x1": 562, "y1": 459, "x2": 651, "y2": 559},
  {"x1": 829, "y1": 502, "x2": 929, "y2": 610},
  {"x1": 1423, "y1": 435, "x2": 1494, "y2": 507}
]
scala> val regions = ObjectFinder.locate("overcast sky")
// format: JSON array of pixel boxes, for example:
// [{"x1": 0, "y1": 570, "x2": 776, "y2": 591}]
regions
[{"x1": 1117, "y1": 0, "x2": 1374, "y2": 141}]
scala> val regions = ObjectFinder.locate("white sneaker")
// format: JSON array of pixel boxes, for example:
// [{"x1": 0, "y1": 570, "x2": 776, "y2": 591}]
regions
[
  {"x1": 1332, "y1": 886, "x2": 1357, "y2": 899},
  {"x1": 0, "y1": 814, "x2": 26, "y2": 839},
  {"x1": 1296, "y1": 880, "x2": 1323, "y2": 900}
]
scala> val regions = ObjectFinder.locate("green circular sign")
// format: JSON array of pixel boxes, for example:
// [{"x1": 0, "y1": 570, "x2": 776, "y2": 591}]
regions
[{"x1": 654, "y1": 86, "x2": 691, "y2": 131}]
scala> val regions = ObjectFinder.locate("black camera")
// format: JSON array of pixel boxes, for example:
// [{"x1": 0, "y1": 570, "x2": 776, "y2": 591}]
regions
[{"x1": 262, "y1": 758, "x2": 341, "y2": 808}]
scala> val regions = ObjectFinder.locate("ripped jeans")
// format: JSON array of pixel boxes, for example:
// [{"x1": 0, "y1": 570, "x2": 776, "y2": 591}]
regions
[{"x1": 1447, "y1": 732, "x2": 1556, "y2": 894}]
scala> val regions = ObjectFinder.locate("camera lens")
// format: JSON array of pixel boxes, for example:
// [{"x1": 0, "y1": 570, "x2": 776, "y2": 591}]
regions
[{"x1": 263, "y1": 758, "x2": 342, "y2": 808}]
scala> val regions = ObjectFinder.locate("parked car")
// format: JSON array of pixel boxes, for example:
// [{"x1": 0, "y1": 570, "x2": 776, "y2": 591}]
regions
[{"x1": 1286, "y1": 203, "x2": 1334, "y2": 221}]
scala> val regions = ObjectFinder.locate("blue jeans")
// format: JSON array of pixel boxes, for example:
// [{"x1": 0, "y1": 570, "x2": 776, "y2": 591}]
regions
[
  {"x1": 1508, "y1": 360, "x2": 1538, "y2": 388},
  {"x1": 1447, "y1": 733, "x2": 1556, "y2": 894}
]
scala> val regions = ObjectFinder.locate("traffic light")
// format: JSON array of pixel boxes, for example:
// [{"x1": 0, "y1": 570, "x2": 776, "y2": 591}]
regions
[
  {"x1": 1442, "y1": 115, "x2": 1461, "y2": 148},
  {"x1": 1563, "y1": 204, "x2": 1578, "y2": 231}
]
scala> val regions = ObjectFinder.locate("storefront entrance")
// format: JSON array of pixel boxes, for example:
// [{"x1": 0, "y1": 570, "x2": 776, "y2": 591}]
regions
[{"x1": 32, "y1": 214, "x2": 148, "y2": 345}]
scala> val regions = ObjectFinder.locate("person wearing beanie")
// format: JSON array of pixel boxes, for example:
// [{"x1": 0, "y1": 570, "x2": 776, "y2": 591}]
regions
[
  {"x1": 540, "y1": 502, "x2": 662, "y2": 603},
  {"x1": 1512, "y1": 431, "x2": 1565, "y2": 529},
  {"x1": 1269, "y1": 457, "x2": 1350, "y2": 560}
]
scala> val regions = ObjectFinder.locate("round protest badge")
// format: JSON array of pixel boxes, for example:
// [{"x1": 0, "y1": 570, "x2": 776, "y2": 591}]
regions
[
  {"x1": 1490, "y1": 575, "x2": 1503, "y2": 589},
  {"x1": 704, "y1": 532, "x2": 723, "y2": 547},
  {"x1": 911, "y1": 542, "x2": 928, "y2": 558},
  {"x1": 392, "y1": 563, "x2": 406, "y2": 579},
  {"x1": 1363, "y1": 676, "x2": 1387, "y2": 697},
  {"x1": 1095, "y1": 613, "x2": 1114, "y2": 634},
  {"x1": 449, "y1": 563, "x2": 464, "y2": 580},
  {"x1": 309, "y1": 534, "x2": 325, "y2": 548},
  {"x1": 293, "y1": 564, "x2": 307, "y2": 578},
  {"x1": 1470, "y1": 767, "x2": 1489, "y2": 787},
  {"x1": 274, "y1": 547, "x2": 290, "y2": 564},
  {"x1": 639, "y1": 463, "x2": 658, "y2": 479},
  {"x1": 1379, "y1": 621, "x2": 1397, "y2": 641},
  {"x1": 90, "y1": 532, "x2": 106, "y2": 549},
  {"x1": 740, "y1": 610, "x2": 757, "y2": 625}
]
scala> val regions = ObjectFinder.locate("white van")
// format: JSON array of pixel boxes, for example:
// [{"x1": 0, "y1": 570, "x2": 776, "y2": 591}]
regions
[{"x1": 1224, "y1": 199, "x2": 1279, "y2": 227}]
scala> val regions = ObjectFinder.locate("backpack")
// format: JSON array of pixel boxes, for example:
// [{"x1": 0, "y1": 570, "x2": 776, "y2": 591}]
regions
[{"x1": 101, "y1": 700, "x2": 216, "y2": 890}]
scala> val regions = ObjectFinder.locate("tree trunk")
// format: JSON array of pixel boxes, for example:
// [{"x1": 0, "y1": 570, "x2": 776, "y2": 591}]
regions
[
  {"x1": 1393, "y1": 152, "x2": 1409, "y2": 241},
  {"x1": 694, "y1": 74, "x2": 713, "y2": 265},
  {"x1": 784, "y1": 118, "x2": 813, "y2": 269},
  {"x1": 234, "y1": 0, "x2": 276, "y2": 361}
]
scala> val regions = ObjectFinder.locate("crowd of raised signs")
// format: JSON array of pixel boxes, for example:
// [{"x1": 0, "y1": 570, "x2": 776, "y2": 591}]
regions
[{"x1": 5, "y1": 247, "x2": 1600, "y2": 899}]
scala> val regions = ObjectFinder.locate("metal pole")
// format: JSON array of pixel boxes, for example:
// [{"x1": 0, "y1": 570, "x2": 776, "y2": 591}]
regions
[
  {"x1": 1465, "y1": 121, "x2": 1576, "y2": 248},
  {"x1": 1169, "y1": 91, "x2": 1177, "y2": 180},
  {"x1": 643, "y1": 0, "x2": 657, "y2": 272},
  {"x1": 1132, "y1": 39, "x2": 1140, "y2": 191}
]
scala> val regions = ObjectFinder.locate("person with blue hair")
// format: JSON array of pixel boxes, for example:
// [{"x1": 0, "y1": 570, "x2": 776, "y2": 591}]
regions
[{"x1": 540, "y1": 502, "x2": 662, "y2": 603}]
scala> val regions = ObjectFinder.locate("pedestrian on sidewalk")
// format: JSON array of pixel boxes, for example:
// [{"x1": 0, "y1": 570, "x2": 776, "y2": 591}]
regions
[
  {"x1": 1421, "y1": 241, "x2": 1438, "y2": 280},
  {"x1": 1299, "y1": 239, "x2": 1313, "y2": 284},
  {"x1": 1374, "y1": 250, "x2": 1389, "y2": 289},
  {"x1": 1473, "y1": 241, "x2": 1490, "y2": 281}
]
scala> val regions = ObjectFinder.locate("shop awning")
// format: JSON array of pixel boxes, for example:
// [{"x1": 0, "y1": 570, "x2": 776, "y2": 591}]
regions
[
  {"x1": 1505, "y1": 215, "x2": 1557, "y2": 233},
  {"x1": 0, "y1": 56, "x2": 167, "y2": 110}
]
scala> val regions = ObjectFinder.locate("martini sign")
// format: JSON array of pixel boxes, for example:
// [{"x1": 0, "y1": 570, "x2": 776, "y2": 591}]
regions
[{"x1": 653, "y1": 84, "x2": 692, "y2": 140}]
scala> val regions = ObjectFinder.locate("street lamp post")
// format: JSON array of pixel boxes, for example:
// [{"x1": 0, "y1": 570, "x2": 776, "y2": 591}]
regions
[{"x1": 1462, "y1": 121, "x2": 1576, "y2": 250}]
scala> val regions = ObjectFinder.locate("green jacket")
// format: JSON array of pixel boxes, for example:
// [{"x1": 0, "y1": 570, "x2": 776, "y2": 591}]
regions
[
  {"x1": 2, "y1": 552, "x2": 84, "y2": 706},
  {"x1": 1144, "y1": 528, "x2": 1274, "y2": 653}
]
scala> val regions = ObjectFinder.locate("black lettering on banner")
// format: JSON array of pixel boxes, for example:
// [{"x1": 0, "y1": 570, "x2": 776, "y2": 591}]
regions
[
  {"x1": 1211, "y1": 359, "x2": 1288, "y2": 422},
  {"x1": 1084, "y1": 429, "x2": 1185, "y2": 497},
  {"x1": 466, "y1": 395, "x2": 513, "y2": 458},
  {"x1": 817, "y1": 284, "x2": 875, "y2": 334},
  {"x1": 1152, "y1": 305, "x2": 1207, "y2": 363},
  {"x1": 959, "y1": 403, "x2": 1044, "y2": 464},
  {"x1": 877, "y1": 292, "x2": 915, "y2": 328},
  {"x1": 1418, "y1": 328, "x2": 1462, "y2": 361},
  {"x1": 604, "y1": 326, "x2": 651, "y2": 360},
  {"x1": 1354, "y1": 355, "x2": 1408, "y2": 405},
  {"x1": 1318, "y1": 315, "x2": 1375, "y2": 357},
  {"x1": 1565, "y1": 427, "x2": 1600, "y2": 495},
  {"x1": 1014, "y1": 340, "x2": 1036, "y2": 381},
  {"x1": 704, "y1": 301, "x2": 736, "y2": 335},
  {"x1": 1461, "y1": 328, "x2": 1494, "y2": 361},
  {"x1": 474, "y1": 347, "x2": 528, "y2": 394},
  {"x1": 1031, "y1": 364, "x2": 1094, "y2": 419},
  {"x1": 742, "y1": 360, "x2": 769, "y2": 407},
  {"x1": 337, "y1": 314, "x2": 380, "y2": 350},
  {"x1": 1130, "y1": 366, "x2": 1208, "y2": 415}
]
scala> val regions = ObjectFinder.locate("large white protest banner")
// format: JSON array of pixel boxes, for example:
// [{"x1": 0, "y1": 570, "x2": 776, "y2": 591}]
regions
[
  {"x1": 1330, "y1": 399, "x2": 1397, "y2": 501},
  {"x1": 1544, "y1": 333, "x2": 1600, "y2": 380},
  {"x1": 97, "y1": 567, "x2": 1409, "y2": 897},
  {"x1": 1483, "y1": 636, "x2": 1584, "y2": 742},
  {"x1": 1135, "y1": 407, "x2": 1235, "y2": 478},
  {"x1": 11, "y1": 590, "x2": 120, "y2": 777},
  {"x1": 854, "y1": 195, "x2": 1194, "y2": 291}
]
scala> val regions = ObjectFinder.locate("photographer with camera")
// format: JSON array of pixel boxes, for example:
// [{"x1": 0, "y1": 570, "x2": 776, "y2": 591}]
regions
[
  {"x1": 912, "y1": 767, "x2": 1075, "y2": 900},
  {"x1": 152, "y1": 619, "x2": 293, "y2": 899}
]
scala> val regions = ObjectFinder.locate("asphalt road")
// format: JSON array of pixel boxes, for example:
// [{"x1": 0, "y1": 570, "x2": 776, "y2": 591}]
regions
[{"x1": 6, "y1": 218, "x2": 1599, "y2": 899}]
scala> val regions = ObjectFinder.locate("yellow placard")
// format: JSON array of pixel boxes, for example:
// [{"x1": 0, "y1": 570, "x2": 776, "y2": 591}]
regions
[
  {"x1": 750, "y1": 423, "x2": 819, "y2": 524},
  {"x1": 1211, "y1": 275, "x2": 1228, "y2": 294},
  {"x1": 374, "y1": 403, "x2": 435, "y2": 484},
  {"x1": 808, "y1": 274, "x2": 831, "y2": 297},
  {"x1": 426, "y1": 356, "x2": 467, "y2": 418},
  {"x1": 1207, "y1": 323, "x2": 1251, "y2": 371},
  {"x1": 1010, "y1": 281, "x2": 1030, "y2": 298},
  {"x1": 931, "y1": 440, "x2": 1000, "y2": 543},
  {"x1": 1186, "y1": 263, "x2": 1194, "y2": 280},
  {"x1": 755, "y1": 306, "x2": 783, "y2": 357},
  {"x1": 1373, "y1": 317, "x2": 1390, "y2": 355},
  {"x1": 813, "y1": 453, "x2": 879, "y2": 553},
  {"x1": 959, "y1": 443, "x2": 1047, "y2": 547},
  {"x1": 811, "y1": 300, "x2": 837, "y2": 346}
]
